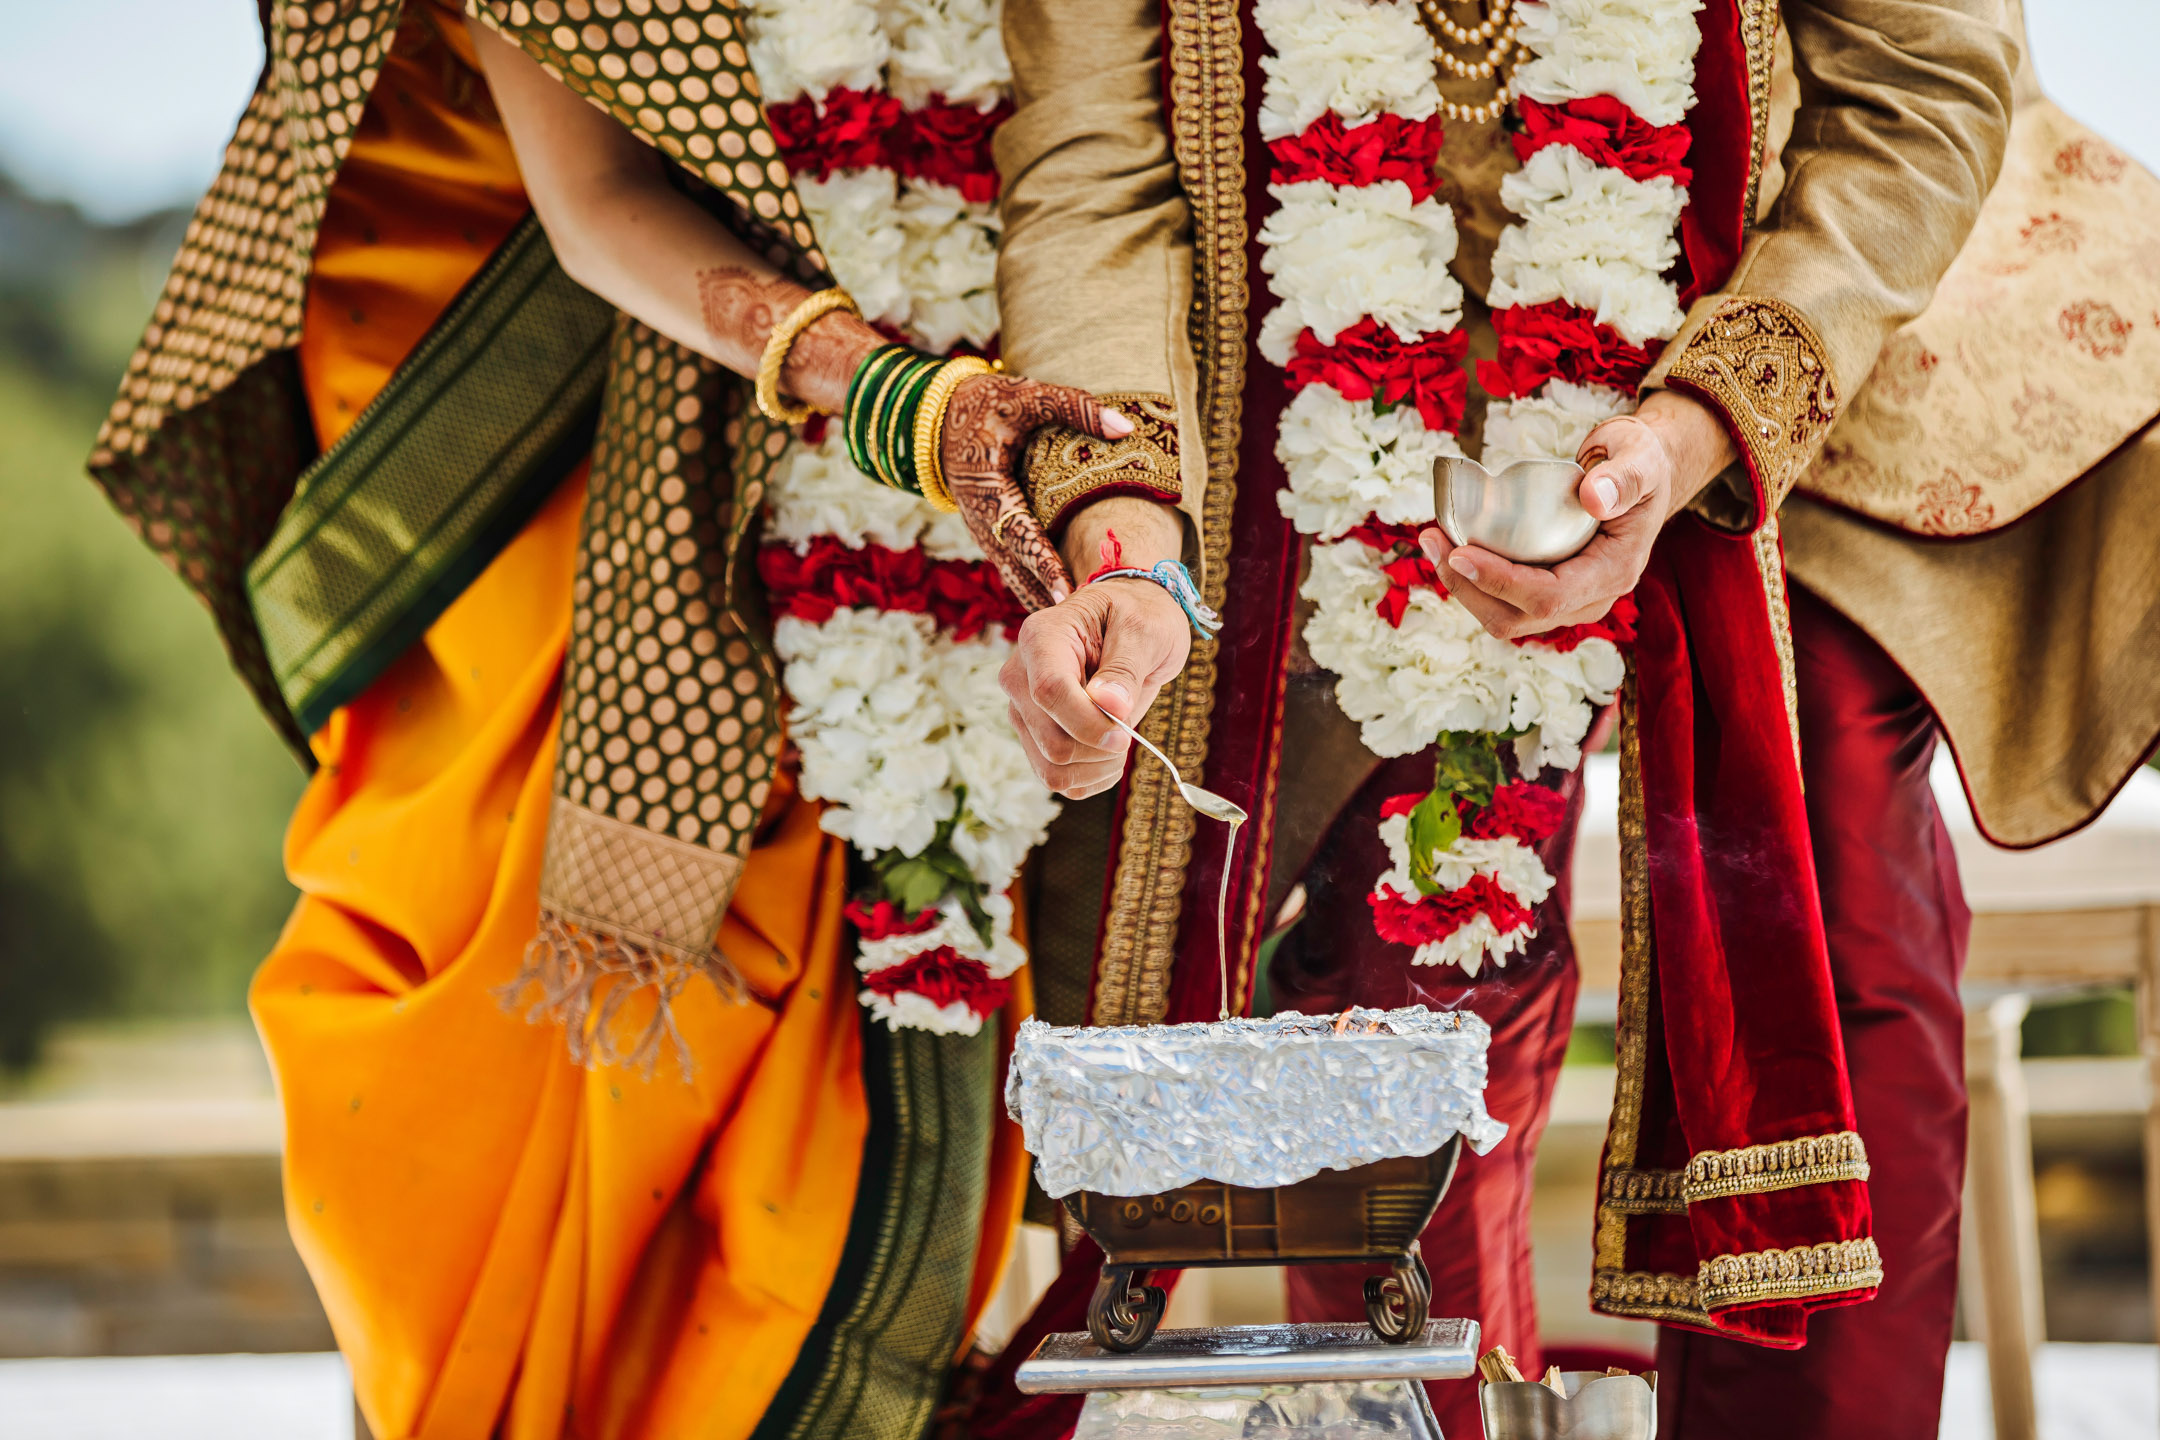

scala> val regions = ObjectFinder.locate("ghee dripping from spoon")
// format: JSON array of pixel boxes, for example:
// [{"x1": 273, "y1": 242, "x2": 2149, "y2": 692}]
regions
[{"x1": 1093, "y1": 700, "x2": 1249, "y2": 1019}]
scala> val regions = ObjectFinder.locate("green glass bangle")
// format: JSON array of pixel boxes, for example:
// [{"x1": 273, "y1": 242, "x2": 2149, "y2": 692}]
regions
[
  {"x1": 844, "y1": 349, "x2": 901, "y2": 478},
  {"x1": 848, "y1": 348, "x2": 942, "y2": 493},
  {"x1": 844, "y1": 344, "x2": 913, "y2": 482},
  {"x1": 884, "y1": 358, "x2": 942, "y2": 494},
  {"x1": 857, "y1": 352, "x2": 933, "y2": 490}
]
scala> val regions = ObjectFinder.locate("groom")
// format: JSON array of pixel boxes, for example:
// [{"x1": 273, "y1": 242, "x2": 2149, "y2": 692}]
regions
[{"x1": 979, "y1": 0, "x2": 2160, "y2": 1435}]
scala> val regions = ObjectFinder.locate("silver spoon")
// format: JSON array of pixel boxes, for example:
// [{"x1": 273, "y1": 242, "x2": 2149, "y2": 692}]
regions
[
  {"x1": 1093, "y1": 701, "x2": 1247, "y2": 825},
  {"x1": 1096, "y1": 699, "x2": 1249, "y2": 1020}
]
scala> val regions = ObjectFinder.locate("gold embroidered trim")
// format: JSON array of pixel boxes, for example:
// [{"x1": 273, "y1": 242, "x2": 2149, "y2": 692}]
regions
[
  {"x1": 1023, "y1": 393, "x2": 1183, "y2": 533},
  {"x1": 1093, "y1": 0, "x2": 1247, "y2": 1024},
  {"x1": 1591, "y1": 1268, "x2": 1712, "y2": 1328},
  {"x1": 1685, "y1": 1130, "x2": 1870, "y2": 1204},
  {"x1": 1752, "y1": 516, "x2": 1801, "y2": 769},
  {"x1": 1593, "y1": 665, "x2": 1655, "y2": 1278},
  {"x1": 1661, "y1": 295, "x2": 1838, "y2": 516},
  {"x1": 1698, "y1": 1238, "x2": 1884, "y2": 1311},
  {"x1": 1601, "y1": 1166, "x2": 1686, "y2": 1216},
  {"x1": 1738, "y1": 0, "x2": 1779, "y2": 229}
]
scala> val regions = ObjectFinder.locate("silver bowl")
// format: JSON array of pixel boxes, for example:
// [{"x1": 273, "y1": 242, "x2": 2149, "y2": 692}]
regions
[
  {"x1": 1480, "y1": 1371, "x2": 1656, "y2": 1439},
  {"x1": 1434, "y1": 455, "x2": 1599, "y2": 566}
]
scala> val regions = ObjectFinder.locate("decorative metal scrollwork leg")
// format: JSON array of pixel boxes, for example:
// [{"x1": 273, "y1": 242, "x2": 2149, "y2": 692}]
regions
[
  {"x1": 1364, "y1": 1242, "x2": 1432, "y2": 1344},
  {"x1": 1086, "y1": 1265, "x2": 1167, "y2": 1352}
]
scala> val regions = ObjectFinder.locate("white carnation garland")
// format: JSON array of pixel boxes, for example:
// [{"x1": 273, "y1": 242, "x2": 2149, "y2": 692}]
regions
[
  {"x1": 747, "y1": 0, "x2": 1055, "y2": 1035},
  {"x1": 1256, "y1": 0, "x2": 1694, "y2": 974}
]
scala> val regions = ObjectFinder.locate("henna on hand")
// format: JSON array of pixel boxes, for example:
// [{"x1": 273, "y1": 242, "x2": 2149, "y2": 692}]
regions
[
  {"x1": 695, "y1": 266, "x2": 881, "y2": 414},
  {"x1": 942, "y1": 373, "x2": 1131, "y2": 611}
]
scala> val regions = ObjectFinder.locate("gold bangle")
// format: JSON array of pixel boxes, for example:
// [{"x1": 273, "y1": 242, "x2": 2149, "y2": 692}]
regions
[
  {"x1": 912, "y1": 356, "x2": 995, "y2": 512},
  {"x1": 755, "y1": 288, "x2": 861, "y2": 425}
]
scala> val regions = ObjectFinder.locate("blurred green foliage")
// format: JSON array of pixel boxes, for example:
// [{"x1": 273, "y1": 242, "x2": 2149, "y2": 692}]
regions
[
  {"x1": 2025, "y1": 992, "x2": 2138, "y2": 1059},
  {"x1": 0, "y1": 176, "x2": 304, "y2": 1070}
]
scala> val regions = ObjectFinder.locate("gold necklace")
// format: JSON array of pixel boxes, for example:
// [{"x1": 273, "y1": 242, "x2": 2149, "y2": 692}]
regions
[{"x1": 1417, "y1": 0, "x2": 1527, "y2": 124}]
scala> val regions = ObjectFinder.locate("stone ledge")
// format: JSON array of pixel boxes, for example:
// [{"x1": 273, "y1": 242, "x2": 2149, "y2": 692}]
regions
[{"x1": 0, "y1": 1101, "x2": 280, "y2": 1163}]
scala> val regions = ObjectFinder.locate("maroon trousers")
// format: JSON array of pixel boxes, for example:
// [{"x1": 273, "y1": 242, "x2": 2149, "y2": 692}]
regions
[{"x1": 1270, "y1": 587, "x2": 1970, "y2": 1439}]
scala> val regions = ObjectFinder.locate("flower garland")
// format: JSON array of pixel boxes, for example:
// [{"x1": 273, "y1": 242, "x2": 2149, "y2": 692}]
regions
[
  {"x1": 1255, "y1": 0, "x2": 1691, "y2": 973},
  {"x1": 748, "y1": 0, "x2": 1059, "y2": 1035},
  {"x1": 753, "y1": 0, "x2": 1008, "y2": 354}
]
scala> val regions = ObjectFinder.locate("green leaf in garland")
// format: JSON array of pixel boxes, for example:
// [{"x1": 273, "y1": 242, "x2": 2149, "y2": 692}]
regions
[
  {"x1": 864, "y1": 786, "x2": 999, "y2": 945},
  {"x1": 877, "y1": 856, "x2": 949, "y2": 916},
  {"x1": 1404, "y1": 787, "x2": 1463, "y2": 896},
  {"x1": 1431, "y1": 730, "x2": 1507, "y2": 807}
]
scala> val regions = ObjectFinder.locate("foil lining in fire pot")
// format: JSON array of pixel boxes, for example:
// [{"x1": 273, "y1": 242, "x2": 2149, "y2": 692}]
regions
[{"x1": 1005, "y1": 1006, "x2": 1508, "y2": 1199}]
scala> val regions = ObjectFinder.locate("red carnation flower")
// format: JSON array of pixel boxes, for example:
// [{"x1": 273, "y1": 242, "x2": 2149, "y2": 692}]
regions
[
  {"x1": 1286, "y1": 318, "x2": 1470, "y2": 435},
  {"x1": 757, "y1": 540, "x2": 839, "y2": 624},
  {"x1": 1369, "y1": 873, "x2": 1534, "y2": 947},
  {"x1": 1520, "y1": 593, "x2": 1638, "y2": 652},
  {"x1": 760, "y1": 542, "x2": 1027, "y2": 639},
  {"x1": 844, "y1": 897, "x2": 943, "y2": 940},
  {"x1": 1462, "y1": 781, "x2": 1567, "y2": 843},
  {"x1": 1380, "y1": 792, "x2": 1426, "y2": 821},
  {"x1": 896, "y1": 96, "x2": 1014, "y2": 204},
  {"x1": 859, "y1": 945, "x2": 1013, "y2": 1016},
  {"x1": 1515, "y1": 97, "x2": 1692, "y2": 186},
  {"x1": 1269, "y1": 112, "x2": 1447, "y2": 202},
  {"x1": 1477, "y1": 301, "x2": 1662, "y2": 400},
  {"x1": 1347, "y1": 520, "x2": 1448, "y2": 625},
  {"x1": 759, "y1": 538, "x2": 945, "y2": 621},
  {"x1": 927, "y1": 558, "x2": 1026, "y2": 640},
  {"x1": 769, "y1": 87, "x2": 905, "y2": 180}
]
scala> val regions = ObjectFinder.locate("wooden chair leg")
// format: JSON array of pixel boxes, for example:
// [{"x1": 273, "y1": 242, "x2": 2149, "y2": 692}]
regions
[
  {"x1": 2137, "y1": 906, "x2": 2160, "y2": 1361},
  {"x1": 1965, "y1": 993, "x2": 2042, "y2": 1440}
]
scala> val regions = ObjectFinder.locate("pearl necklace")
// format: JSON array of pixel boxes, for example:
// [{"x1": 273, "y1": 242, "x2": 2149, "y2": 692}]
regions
[{"x1": 1417, "y1": 0, "x2": 1527, "y2": 124}]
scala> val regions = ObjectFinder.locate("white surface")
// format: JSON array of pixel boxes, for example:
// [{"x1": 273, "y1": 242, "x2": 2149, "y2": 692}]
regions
[
  {"x1": 0, "y1": 1353, "x2": 353, "y2": 1440},
  {"x1": 1941, "y1": 1342, "x2": 2160, "y2": 1439},
  {"x1": 1573, "y1": 753, "x2": 2160, "y2": 922},
  {"x1": 0, "y1": 1342, "x2": 2147, "y2": 1439}
]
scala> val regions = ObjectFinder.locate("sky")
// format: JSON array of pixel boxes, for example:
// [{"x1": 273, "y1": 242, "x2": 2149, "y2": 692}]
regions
[{"x1": 0, "y1": 0, "x2": 2156, "y2": 222}]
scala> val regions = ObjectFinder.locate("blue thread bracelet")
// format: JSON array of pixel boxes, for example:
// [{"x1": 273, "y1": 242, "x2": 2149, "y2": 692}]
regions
[{"x1": 1088, "y1": 560, "x2": 1222, "y2": 637}]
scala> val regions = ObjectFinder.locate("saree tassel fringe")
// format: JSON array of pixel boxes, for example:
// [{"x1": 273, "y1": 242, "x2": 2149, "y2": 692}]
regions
[{"x1": 500, "y1": 910, "x2": 747, "y2": 1080}]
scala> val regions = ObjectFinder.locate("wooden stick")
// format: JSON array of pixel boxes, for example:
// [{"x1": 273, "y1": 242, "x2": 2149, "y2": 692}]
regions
[{"x1": 1477, "y1": 1346, "x2": 1527, "y2": 1384}]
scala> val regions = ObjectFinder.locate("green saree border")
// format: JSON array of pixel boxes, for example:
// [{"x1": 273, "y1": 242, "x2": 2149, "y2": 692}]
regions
[
  {"x1": 752, "y1": 1009, "x2": 996, "y2": 1440},
  {"x1": 246, "y1": 215, "x2": 614, "y2": 734}
]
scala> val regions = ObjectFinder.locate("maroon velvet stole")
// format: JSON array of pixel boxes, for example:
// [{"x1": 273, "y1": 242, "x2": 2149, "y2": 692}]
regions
[
  {"x1": 1589, "y1": 0, "x2": 1878, "y2": 1345},
  {"x1": 971, "y1": 3, "x2": 1874, "y2": 1427}
]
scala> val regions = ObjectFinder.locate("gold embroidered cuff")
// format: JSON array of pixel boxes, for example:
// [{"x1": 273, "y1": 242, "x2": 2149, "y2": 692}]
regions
[
  {"x1": 1647, "y1": 295, "x2": 1840, "y2": 531},
  {"x1": 1023, "y1": 392, "x2": 1183, "y2": 535},
  {"x1": 1697, "y1": 1237, "x2": 1884, "y2": 1311},
  {"x1": 1684, "y1": 1130, "x2": 1870, "y2": 1204}
]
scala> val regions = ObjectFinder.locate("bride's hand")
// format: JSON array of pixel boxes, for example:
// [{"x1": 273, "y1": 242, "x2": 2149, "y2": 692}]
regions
[{"x1": 941, "y1": 373, "x2": 1133, "y2": 611}]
